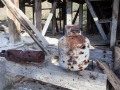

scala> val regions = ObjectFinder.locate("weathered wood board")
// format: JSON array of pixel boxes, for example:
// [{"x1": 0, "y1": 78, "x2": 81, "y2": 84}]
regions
[
  {"x1": 97, "y1": 61, "x2": 120, "y2": 90},
  {"x1": 1, "y1": 57, "x2": 107, "y2": 90}
]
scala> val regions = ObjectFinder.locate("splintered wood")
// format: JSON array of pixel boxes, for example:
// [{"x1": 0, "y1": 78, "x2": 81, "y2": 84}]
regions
[{"x1": 97, "y1": 61, "x2": 120, "y2": 90}]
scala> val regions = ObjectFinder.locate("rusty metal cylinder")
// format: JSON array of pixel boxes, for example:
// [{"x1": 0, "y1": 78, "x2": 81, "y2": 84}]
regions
[{"x1": 58, "y1": 25, "x2": 90, "y2": 71}]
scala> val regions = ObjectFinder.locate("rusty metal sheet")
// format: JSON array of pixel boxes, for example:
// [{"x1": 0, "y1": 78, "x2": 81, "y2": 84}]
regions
[{"x1": 0, "y1": 50, "x2": 45, "y2": 63}]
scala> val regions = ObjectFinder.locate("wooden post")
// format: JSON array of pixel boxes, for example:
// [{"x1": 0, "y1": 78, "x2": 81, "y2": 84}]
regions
[
  {"x1": 6, "y1": 0, "x2": 21, "y2": 44},
  {"x1": 34, "y1": 0, "x2": 42, "y2": 32},
  {"x1": 52, "y1": 3, "x2": 56, "y2": 35},
  {"x1": 79, "y1": 4, "x2": 83, "y2": 29},
  {"x1": 85, "y1": 0, "x2": 107, "y2": 40},
  {"x1": 66, "y1": 0, "x2": 72, "y2": 25},
  {"x1": 42, "y1": 0, "x2": 58, "y2": 36},
  {"x1": 63, "y1": 0, "x2": 66, "y2": 34},
  {"x1": 110, "y1": 0, "x2": 119, "y2": 48}
]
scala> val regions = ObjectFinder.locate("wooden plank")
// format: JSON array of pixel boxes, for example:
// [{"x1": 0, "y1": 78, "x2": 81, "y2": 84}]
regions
[
  {"x1": 79, "y1": 4, "x2": 83, "y2": 29},
  {"x1": 99, "y1": 18, "x2": 111, "y2": 23},
  {"x1": 110, "y1": 0, "x2": 119, "y2": 48},
  {"x1": 42, "y1": 0, "x2": 58, "y2": 36},
  {"x1": 85, "y1": 0, "x2": 107, "y2": 40},
  {"x1": 66, "y1": 0, "x2": 72, "y2": 25},
  {"x1": 1, "y1": 0, "x2": 49, "y2": 47},
  {"x1": 46, "y1": 46, "x2": 113, "y2": 63},
  {"x1": 34, "y1": 0, "x2": 42, "y2": 32},
  {"x1": 97, "y1": 61, "x2": 120, "y2": 90},
  {"x1": 3, "y1": 58, "x2": 107, "y2": 90},
  {"x1": 6, "y1": 0, "x2": 21, "y2": 44}
]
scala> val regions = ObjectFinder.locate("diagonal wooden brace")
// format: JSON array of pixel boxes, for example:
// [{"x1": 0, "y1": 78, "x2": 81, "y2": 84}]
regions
[{"x1": 1, "y1": 0, "x2": 50, "y2": 55}]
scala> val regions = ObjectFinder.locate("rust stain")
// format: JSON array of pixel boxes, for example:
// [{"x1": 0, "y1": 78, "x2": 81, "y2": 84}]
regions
[
  {"x1": 66, "y1": 36, "x2": 86, "y2": 52},
  {"x1": 79, "y1": 51, "x2": 84, "y2": 54},
  {"x1": 67, "y1": 25, "x2": 79, "y2": 29},
  {"x1": 73, "y1": 60, "x2": 77, "y2": 64},
  {"x1": 83, "y1": 60, "x2": 89, "y2": 65}
]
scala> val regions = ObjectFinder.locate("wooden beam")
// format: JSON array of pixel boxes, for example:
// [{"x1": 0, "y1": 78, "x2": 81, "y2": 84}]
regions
[
  {"x1": 66, "y1": 0, "x2": 72, "y2": 25},
  {"x1": 110, "y1": 0, "x2": 119, "y2": 48},
  {"x1": 4, "y1": 58, "x2": 107, "y2": 90},
  {"x1": 97, "y1": 61, "x2": 120, "y2": 90},
  {"x1": 99, "y1": 18, "x2": 111, "y2": 23},
  {"x1": 34, "y1": 0, "x2": 42, "y2": 32},
  {"x1": 1, "y1": 0, "x2": 49, "y2": 47},
  {"x1": 42, "y1": 0, "x2": 58, "y2": 36},
  {"x1": 79, "y1": 4, "x2": 83, "y2": 29},
  {"x1": 6, "y1": 0, "x2": 21, "y2": 44},
  {"x1": 85, "y1": 0, "x2": 107, "y2": 40}
]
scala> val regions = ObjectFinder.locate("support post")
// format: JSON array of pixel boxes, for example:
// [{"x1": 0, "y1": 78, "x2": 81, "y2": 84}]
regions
[
  {"x1": 110, "y1": 0, "x2": 119, "y2": 48},
  {"x1": 6, "y1": 0, "x2": 21, "y2": 44},
  {"x1": 34, "y1": 0, "x2": 42, "y2": 32},
  {"x1": 52, "y1": 7, "x2": 56, "y2": 35},
  {"x1": 66, "y1": 0, "x2": 72, "y2": 25},
  {"x1": 63, "y1": 0, "x2": 66, "y2": 34},
  {"x1": 85, "y1": 0, "x2": 107, "y2": 40},
  {"x1": 79, "y1": 4, "x2": 83, "y2": 29}
]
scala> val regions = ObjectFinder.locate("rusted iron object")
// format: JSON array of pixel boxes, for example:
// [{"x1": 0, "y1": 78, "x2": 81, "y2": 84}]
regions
[
  {"x1": 0, "y1": 50, "x2": 45, "y2": 63},
  {"x1": 58, "y1": 25, "x2": 90, "y2": 71}
]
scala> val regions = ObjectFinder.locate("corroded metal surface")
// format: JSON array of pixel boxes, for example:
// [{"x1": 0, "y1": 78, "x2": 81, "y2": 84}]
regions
[
  {"x1": 0, "y1": 50, "x2": 45, "y2": 63},
  {"x1": 58, "y1": 25, "x2": 90, "y2": 71}
]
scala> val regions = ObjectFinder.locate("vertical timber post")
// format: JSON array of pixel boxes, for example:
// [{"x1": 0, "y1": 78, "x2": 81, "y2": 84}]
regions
[
  {"x1": 79, "y1": 4, "x2": 83, "y2": 29},
  {"x1": 6, "y1": 0, "x2": 21, "y2": 44},
  {"x1": 63, "y1": 0, "x2": 66, "y2": 34},
  {"x1": 110, "y1": 0, "x2": 119, "y2": 48},
  {"x1": 66, "y1": 0, "x2": 72, "y2": 25},
  {"x1": 52, "y1": 3, "x2": 56, "y2": 35},
  {"x1": 34, "y1": 0, "x2": 42, "y2": 32}
]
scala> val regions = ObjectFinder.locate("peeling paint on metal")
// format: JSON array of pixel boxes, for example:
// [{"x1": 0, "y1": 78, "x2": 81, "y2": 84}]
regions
[{"x1": 58, "y1": 25, "x2": 90, "y2": 71}]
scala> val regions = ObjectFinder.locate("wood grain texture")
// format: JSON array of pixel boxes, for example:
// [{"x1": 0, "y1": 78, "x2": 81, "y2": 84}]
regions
[
  {"x1": 3, "y1": 57, "x2": 107, "y2": 90},
  {"x1": 97, "y1": 61, "x2": 120, "y2": 90}
]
